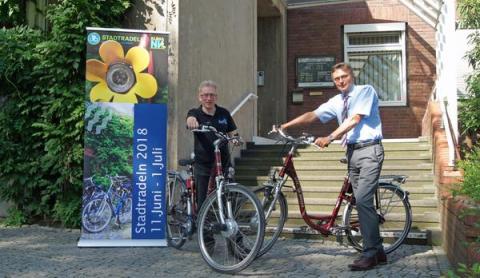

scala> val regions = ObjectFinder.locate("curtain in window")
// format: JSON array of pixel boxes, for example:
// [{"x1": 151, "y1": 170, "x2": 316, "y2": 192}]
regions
[{"x1": 348, "y1": 51, "x2": 401, "y2": 102}]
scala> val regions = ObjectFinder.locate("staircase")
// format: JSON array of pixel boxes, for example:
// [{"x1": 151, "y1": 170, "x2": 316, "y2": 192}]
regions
[{"x1": 235, "y1": 138, "x2": 440, "y2": 243}]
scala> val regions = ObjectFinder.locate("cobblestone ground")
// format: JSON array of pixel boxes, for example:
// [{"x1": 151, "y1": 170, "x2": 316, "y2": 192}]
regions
[{"x1": 0, "y1": 225, "x2": 450, "y2": 277}]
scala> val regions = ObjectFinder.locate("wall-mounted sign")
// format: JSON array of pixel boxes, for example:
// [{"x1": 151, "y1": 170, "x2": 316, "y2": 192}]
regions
[{"x1": 297, "y1": 56, "x2": 335, "y2": 88}]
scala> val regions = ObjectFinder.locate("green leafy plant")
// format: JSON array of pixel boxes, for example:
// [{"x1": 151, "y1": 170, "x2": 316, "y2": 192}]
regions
[
  {"x1": 0, "y1": 1, "x2": 25, "y2": 27},
  {"x1": 458, "y1": 0, "x2": 480, "y2": 143},
  {"x1": 84, "y1": 105, "x2": 134, "y2": 188},
  {"x1": 4, "y1": 207, "x2": 27, "y2": 226},
  {"x1": 447, "y1": 263, "x2": 480, "y2": 278},
  {"x1": 456, "y1": 147, "x2": 480, "y2": 202},
  {"x1": 0, "y1": 0, "x2": 132, "y2": 227}
]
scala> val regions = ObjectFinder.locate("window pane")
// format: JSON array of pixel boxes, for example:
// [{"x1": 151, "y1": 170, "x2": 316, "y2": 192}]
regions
[{"x1": 348, "y1": 51, "x2": 401, "y2": 102}]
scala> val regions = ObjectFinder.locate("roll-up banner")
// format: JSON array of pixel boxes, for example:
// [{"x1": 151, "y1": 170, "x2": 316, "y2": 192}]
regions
[{"x1": 78, "y1": 28, "x2": 168, "y2": 247}]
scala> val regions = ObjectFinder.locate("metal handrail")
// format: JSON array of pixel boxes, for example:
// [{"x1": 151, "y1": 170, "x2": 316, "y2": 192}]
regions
[
  {"x1": 440, "y1": 98, "x2": 460, "y2": 166},
  {"x1": 230, "y1": 92, "x2": 258, "y2": 116}
]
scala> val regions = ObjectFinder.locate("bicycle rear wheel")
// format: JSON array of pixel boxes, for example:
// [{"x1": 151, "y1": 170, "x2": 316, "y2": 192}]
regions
[
  {"x1": 197, "y1": 184, "x2": 265, "y2": 274},
  {"x1": 343, "y1": 183, "x2": 412, "y2": 254},
  {"x1": 166, "y1": 174, "x2": 188, "y2": 249},
  {"x1": 118, "y1": 197, "x2": 132, "y2": 224},
  {"x1": 254, "y1": 185, "x2": 287, "y2": 258}
]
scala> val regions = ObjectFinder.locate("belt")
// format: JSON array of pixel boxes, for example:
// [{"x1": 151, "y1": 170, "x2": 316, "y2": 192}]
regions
[{"x1": 347, "y1": 139, "x2": 381, "y2": 150}]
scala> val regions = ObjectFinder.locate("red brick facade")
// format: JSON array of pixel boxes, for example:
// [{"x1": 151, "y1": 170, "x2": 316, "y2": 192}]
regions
[
  {"x1": 287, "y1": 1, "x2": 436, "y2": 138},
  {"x1": 423, "y1": 101, "x2": 480, "y2": 268}
]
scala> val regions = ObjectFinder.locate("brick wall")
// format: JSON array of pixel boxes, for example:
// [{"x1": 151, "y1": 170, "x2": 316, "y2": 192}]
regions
[
  {"x1": 424, "y1": 101, "x2": 480, "y2": 268},
  {"x1": 286, "y1": 0, "x2": 436, "y2": 138}
]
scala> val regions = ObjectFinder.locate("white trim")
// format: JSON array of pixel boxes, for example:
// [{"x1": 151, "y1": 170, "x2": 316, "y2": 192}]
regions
[
  {"x1": 87, "y1": 27, "x2": 169, "y2": 35},
  {"x1": 379, "y1": 101, "x2": 408, "y2": 107},
  {"x1": 344, "y1": 23, "x2": 406, "y2": 33},
  {"x1": 287, "y1": 0, "x2": 364, "y2": 9},
  {"x1": 77, "y1": 239, "x2": 167, "y2": 247},
  {"x1": 346, "y1": 45, "x2": 403, "y2": 52}
]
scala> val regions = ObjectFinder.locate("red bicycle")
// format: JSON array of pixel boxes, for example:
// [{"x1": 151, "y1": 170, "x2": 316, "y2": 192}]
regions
[
  {"x1": 254, "y1": 128, "x2": 412, "y2": 258},
  {"x1": 166, "y1": 125, "x2": 265, "y2": 273}
]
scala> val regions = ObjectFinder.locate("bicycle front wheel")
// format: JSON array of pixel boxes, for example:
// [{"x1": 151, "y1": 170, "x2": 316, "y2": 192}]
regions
[
  {"x1": 166, "y1": 174, "x2": 188, "y2": 249},
  {"x1": 254, "y1": 185, "x2": 287, "y2": 258},
  {"x1": 343, "y1": 183, "x2": 412, "y2": 254},
  {"x1": 82, "y1": 196, "x2": 113, "y2": 233},
  {"x1": 197, "y1": 184, "x2": 265, "y2": 274}
]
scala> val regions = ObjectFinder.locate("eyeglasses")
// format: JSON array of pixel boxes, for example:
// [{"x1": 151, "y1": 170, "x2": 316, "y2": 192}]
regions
[
  {"x1": 333, "y1": 74, "x2": 350, "y2": 83},
  {"x1": 200, "y1": 93, "x2": 217, "y2": 98}
]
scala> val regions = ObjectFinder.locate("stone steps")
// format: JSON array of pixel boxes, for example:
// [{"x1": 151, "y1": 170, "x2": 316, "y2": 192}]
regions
[{"x1": 235, "y1": 138, "x2": 439, "y2": 242}]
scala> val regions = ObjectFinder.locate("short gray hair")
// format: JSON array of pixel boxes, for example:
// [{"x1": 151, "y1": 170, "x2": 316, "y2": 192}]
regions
[
  {"x1": 198, "y1": 80, "x2": 218, "y2": 93},
  {"x1": 331, "y1": 62, "x2": 353, "y2": 75}
]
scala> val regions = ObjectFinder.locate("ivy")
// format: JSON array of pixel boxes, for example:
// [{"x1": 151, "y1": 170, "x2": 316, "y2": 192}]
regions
[{"x1": 0, "y1": 0, "x2": 132, "y2": 227}]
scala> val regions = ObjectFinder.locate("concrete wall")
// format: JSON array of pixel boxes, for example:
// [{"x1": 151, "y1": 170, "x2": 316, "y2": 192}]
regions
[
  {"x1": 174, "y1": 0, "x2": 257, "y2": 164},
  {"x1": 126, "y1": 0, "x2": 258, "y2": 168},
  {"x1": 257, "y1": 10, "x2": 288, "y2": 136},
  {"x1": 286, "y1": 0, "x2": 436, "y2": 138}
]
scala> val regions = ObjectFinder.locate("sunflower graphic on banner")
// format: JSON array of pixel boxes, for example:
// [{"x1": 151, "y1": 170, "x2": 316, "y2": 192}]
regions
[{"x1": 79, "y1": 28, "x2": 168, "y2": 247}]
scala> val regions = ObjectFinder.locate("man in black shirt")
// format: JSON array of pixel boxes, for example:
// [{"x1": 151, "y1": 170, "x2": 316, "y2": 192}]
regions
[{"x1": 186, "y1": 80, "x2": 237, "y2": 209}]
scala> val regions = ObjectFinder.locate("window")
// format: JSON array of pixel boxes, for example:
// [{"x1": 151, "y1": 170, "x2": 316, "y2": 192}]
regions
[{"x1": 344, "y1": 23, "x2": 407, "y2": 106}]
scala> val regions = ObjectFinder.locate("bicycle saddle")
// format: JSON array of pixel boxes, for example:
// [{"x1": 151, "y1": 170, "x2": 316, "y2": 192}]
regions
[
  {"x1": 379, "y1": 175, "x2": 408, "y2": 184},
  {"x1": 178, "y1": 158, "x2": 195, "y2": 166}
]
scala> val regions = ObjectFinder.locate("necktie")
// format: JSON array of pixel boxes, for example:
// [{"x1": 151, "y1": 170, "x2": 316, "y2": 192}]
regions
[{"x1": 341, "y1": 94, "x2": 349, "y2": 147}]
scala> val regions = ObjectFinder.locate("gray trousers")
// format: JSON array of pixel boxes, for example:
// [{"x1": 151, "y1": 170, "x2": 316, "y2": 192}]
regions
[{"x1": 346, "y1": 143, "x2": 385, "y2": 258}]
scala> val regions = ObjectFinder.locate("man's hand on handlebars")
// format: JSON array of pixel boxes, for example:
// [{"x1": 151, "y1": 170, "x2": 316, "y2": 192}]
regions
[
  {"x1": 314, "y1": 136, "x2": 331, "y2": 148},
  {"x1": 270, "y1": 124, "x2": 286, "y2": 134},
  {"x1": 231, "y1": 138, "x2": 241, "y2": 146},
  {"x1": 186, "y1": 116, "x2": 199, "y2": 129}
]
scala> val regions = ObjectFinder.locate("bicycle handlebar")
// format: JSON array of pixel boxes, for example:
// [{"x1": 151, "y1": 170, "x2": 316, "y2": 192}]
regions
[
  {"x1": 192, "y1": 125, "x2": 244, "y2": 146},
  {"x1": 269, "y1": 125, "x2": 319, "y2": 148}
]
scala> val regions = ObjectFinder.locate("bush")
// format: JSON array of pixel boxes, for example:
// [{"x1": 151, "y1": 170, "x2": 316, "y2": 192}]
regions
[
  {"x1": 456, "y1": 147, "x2": 480, "y2": 202},
  {"x1": 0, "y1": 0, "x2": 132, "y2": 227}
]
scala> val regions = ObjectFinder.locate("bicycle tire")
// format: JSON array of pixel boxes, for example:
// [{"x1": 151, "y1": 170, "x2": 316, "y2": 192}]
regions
[
  {"x1": 253, "y1": 185, "x2": 287, "y2": 258},
  {"x1": 82, "y1": 196, "x2": 113, "y2": 233},
  {"x1": 343, "y1": 183, "x2": 412, "y2": 254},
  {"x1": 166, "y1": 174, "x2": 188, "y2": 249},
  {"x1": 118, "y1": 197, "x2": 132, "y2": 224},
  {"x1": 197, "y1": 183, "x2": 265, "y2": 274}
]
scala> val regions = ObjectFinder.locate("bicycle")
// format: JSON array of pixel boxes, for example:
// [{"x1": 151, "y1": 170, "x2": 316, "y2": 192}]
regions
[
  {"x1": 81, "y1": 175, "x2": 132, "y2": 233},
  {"x1": 82, "y1": 176, "x2": 104, "y2": 205},
  {"x1": 166, "y1": 125, "x2": 265, "y2": 274},
  {"x1": 254, "y1": 127, "x2": 412, "y2": 258}
]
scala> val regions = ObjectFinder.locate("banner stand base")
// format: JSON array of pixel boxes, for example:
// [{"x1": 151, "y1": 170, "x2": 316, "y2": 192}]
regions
[{"x1": 78, "y1": 239, "x2": 167, "y2": 247}]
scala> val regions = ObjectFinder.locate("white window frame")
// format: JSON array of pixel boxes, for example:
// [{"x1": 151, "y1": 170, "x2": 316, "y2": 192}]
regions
[{"x1": 344, "y1": 23, "x2": 407, "y2": 106}]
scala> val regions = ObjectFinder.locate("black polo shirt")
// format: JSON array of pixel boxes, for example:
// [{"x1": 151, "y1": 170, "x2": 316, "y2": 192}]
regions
[{"x1": 187, "y1": 105, "x2": 237, "y2": 166}]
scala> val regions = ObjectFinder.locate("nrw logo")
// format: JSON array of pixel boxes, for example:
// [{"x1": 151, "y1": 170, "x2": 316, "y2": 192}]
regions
[
  {"x1": 87, "y1": 32, "x2": 101, "y2": 45},
  {"x1": 85, "y1": 103, "x2": 112, "y2": 135}
]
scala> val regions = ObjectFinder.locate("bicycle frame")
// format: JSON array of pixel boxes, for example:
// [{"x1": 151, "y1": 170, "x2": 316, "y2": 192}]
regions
[
  {"x1": 96, "y1": 177, "x2": 131, "y2": 218},
  {"x1": 276, "y1": 143, "x2": 354, "y2": 236},
  {"x1": 173, "y1": 126, "x2": 240, "y2": 230}
]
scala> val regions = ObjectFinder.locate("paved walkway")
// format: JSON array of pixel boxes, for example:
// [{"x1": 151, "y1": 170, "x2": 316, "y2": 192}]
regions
[{"x1": 0, "y1": 225, "x2": 450, "y2": 277}]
